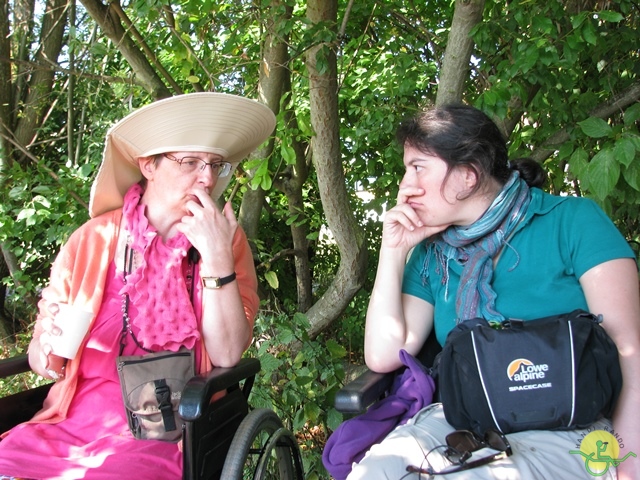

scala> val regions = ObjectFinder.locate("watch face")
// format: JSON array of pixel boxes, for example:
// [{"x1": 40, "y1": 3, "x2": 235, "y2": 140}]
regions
[
  {"x1": 202, "y1": 272, "x2": 236, "y2": 289},
  {"x1": 203, "y1": 277, "x2": 220, "y2": 288}
]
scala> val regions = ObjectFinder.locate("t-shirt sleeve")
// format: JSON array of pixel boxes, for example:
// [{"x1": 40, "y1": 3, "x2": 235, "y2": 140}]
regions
[
  {"x1": 401, "y1": 243, "x2": 435, "y2": 304},
  {"x1": 561, "y1": 197, "x2": 636, "y2": 279}
]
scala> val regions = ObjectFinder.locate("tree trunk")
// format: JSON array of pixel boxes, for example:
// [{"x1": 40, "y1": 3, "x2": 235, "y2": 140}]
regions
[
  {"x1": 79, "y1": 0, "x2": 171, "y2": 99},
  {"x1": 238, "y1": 0, "x2": 290, "y2": 242},
  {"x1": 436, "y1": 0, "x2": 485, "y2": 106},
  {"x1": 305, "y1": 0, "x2": 367, "y2": 337},
  {"x1": 0, "y1": 0, "x2": 12, "y2": 164},
  {"x1": 278, "y1": 97, "x2": 313, "y2": 312},
  {"x1": 13, "y1": 0, "x2": 67, "y2": 152}
]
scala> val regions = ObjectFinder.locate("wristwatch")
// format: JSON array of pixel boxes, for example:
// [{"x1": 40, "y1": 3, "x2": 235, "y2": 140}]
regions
[{"x1": 202, "y1": 272, "x2": 237, "y2": 289}]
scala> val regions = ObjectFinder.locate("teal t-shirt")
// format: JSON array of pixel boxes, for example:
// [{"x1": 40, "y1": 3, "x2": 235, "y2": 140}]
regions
[{"x1": 402, "y1": 188, "x2": 636, "y2": 346}]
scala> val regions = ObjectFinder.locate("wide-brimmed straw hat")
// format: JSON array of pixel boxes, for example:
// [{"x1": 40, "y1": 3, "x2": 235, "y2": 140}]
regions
[{"x1": 89, "y1": 92, "x2": 276, "y2": 218}]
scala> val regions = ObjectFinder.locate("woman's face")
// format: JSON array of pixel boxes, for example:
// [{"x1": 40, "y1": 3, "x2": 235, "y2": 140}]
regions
[
  {"x1": 399, "y1": 145, "x2": 478, "y2": 228},
  {"x1": 139, "y1": 151, "x2": 223, "y2": 217}
]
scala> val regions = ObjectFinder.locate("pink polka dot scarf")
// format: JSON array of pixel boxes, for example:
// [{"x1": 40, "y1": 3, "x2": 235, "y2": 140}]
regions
[{"x1": 120, "y1": 184, "x2": 200, "y2": 351}]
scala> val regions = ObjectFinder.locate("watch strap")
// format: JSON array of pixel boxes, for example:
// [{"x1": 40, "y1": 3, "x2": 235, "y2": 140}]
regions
[{"x1": 202, "y1": 272, "x2": 237, "y2": 289}]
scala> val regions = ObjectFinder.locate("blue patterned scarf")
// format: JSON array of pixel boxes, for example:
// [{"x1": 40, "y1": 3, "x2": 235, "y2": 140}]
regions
[{"x1": 428, "y1": 172, "x2": 531, "y2": 322}]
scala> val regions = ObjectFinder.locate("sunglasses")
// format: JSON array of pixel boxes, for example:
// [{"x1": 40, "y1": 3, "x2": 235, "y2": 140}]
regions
[{"x1": 406, "y1": 429, "x2": 512, "y2": 476}]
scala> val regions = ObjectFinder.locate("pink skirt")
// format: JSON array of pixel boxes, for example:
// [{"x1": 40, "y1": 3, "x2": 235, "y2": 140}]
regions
[{"x1": 0, "y1": 263, "x2": 182, "y2": 479}]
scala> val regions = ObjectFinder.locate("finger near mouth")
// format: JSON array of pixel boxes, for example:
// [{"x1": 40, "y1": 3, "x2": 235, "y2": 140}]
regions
[{"x1": 189, "y1": 194, "x2": 204, "y2": 207}]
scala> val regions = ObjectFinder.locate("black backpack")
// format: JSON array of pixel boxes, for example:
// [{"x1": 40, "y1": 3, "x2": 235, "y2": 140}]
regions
[{"x1": 433, "y1": 310, "x2": 622, "y2": 435}]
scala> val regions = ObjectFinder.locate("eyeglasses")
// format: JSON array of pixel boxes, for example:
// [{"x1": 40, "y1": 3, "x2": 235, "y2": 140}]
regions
[
  {"x1": 406, "y1": 429, "x2": 512, "y2": 476},
  {"x1": 163, "y1": 154, "x2": 232, "y2": 178}
]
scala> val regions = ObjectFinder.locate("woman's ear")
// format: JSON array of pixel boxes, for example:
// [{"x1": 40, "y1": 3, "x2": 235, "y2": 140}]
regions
[
  {"x1": 138, "y1": 156, "x2": 155, "y2": 181},
  {"x1": 461, "y1": 165, "x2": 479, "y2": 191}
]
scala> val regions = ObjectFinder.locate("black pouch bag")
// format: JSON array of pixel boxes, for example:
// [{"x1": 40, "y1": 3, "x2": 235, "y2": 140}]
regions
[{"x1": 434, "y1": 309, "x2": 622, "y2": 435}]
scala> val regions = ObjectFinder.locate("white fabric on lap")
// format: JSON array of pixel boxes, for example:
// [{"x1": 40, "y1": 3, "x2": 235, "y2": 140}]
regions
[{"x1": 347, "y1": 403, "x2": 616, "y2": 480}]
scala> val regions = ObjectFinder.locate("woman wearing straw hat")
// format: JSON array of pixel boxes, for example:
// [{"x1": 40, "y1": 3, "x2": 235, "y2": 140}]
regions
[{"x1": 0, "y1": 93, "x2": 275, "y2": 479}]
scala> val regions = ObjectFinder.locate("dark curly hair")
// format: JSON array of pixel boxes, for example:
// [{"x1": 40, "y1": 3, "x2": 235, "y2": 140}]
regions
[{"x1": 396, "y1": 104, "x2": 546, "y2": 196}]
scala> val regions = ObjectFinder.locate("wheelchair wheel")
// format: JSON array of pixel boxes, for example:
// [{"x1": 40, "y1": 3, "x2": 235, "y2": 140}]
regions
[{"x1": 221, "y1": 408, "x2": 303, "y2": 480}]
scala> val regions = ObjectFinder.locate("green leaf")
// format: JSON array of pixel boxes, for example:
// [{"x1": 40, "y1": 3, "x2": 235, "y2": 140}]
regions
[
  {"x1": 587, "y1": 149, "x2": 619, "y2": 200},
  {"x1": 277, "y1": 327, "x2": 295, "y2": 344},
  {"x1": 326, "y1": 339, "x2": 347, "y2": 359},
  {"x1": 16, "y1": 208, "x2": 36, "y2": 222},
  {"x1": 557, "y1": 143, "x2": 574, "y2": 160},
  {"x1": 578, "y1": 117, "x2": 612, "y2": 138},
  {"x1": 294, "y1": 375, "x2": 314, "y2": 387},
  {"x1": 285, "y1": 213, "x2": 299, "y2": 226},
  {"x1": 9, "y1": 186, "x2": 25, "y2": 199},
  {"x1": 79, "y1": 163, "x2": 94, "y2": 178},
  {"x1": 281, "y1": 144, "x2": 296, "y2": 164},
  {"x1": 326, "y1": 407, "x2": 343, "y2": 432},
  {"x1": 596, "y1": 11, "x2": 624, "y2": 22},
  {"x1": 33, "y1": 195, "x2": 51, "y2": 208},
  {"x1": 293, "y1": 312, "x2": 311, "y2": 329},
  {"x1": 581, "y1": 22, "x2": 598, "y2": 46},
  {"x1": 622, "y1": 162, "x2": 640, "y2": 192},
  {"x1": 303, "y1": 402, "x2": 321, "y2": 422},
  {"x1": 624, "y1": 103, "x2": 640, "y2": 126},
  {"x1": 259, "y1": 173, "x2": 272, "y2": 191},
  {"x1": 264, "y1": 270, "x2": 279, "y2": 289},
  {"x1": 569, "y1": 148, "x2": 589, "y2": 179},
  {"x1": 257, "y1": 353, "x2": 281, "y2": 376},
  {"x1": 614, "y1": 138, "x2": 636, "y2": 167}
]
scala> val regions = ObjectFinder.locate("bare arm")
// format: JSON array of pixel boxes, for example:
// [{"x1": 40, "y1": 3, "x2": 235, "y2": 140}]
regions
[
  {"x1": 580, "y1": 258, "x2": 640, "y2": 480},
  {"x1": 178, "y1": 193, "x2": 257, "y2": 367},
  {"x1": 364, "y1": 185, "x2": 446, "y2": 373}
]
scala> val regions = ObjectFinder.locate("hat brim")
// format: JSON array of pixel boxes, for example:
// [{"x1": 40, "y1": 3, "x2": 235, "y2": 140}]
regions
[{"x1": 89, "y1": 93, "x2": 276, "y2": 218}]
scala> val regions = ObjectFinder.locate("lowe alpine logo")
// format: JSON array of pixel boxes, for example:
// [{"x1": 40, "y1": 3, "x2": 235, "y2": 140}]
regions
[{"x1": 507, "y1": 358, "x2": 552, "y2": 392}]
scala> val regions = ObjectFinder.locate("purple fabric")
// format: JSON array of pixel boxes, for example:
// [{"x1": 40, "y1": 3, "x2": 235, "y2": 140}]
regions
[{"x1": 322, "y1": 350, "x2": 436, "y2": 480}]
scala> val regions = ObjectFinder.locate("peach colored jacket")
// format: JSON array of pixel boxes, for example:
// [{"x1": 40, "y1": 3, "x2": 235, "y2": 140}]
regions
[{"x1": 20, "y1": 208, "x2": 258, "y2": 428}]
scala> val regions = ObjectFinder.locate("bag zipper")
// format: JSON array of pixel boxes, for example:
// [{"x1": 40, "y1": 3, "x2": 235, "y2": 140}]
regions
[{"x1": 117, "y1": 351, "x2": 192, "y2": 371}]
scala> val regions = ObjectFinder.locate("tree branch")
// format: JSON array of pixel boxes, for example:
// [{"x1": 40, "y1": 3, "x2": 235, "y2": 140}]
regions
[
  {"x1": 79, "y1": 0, "x2": 171, "y2": 99},
  {"x1": 0, "y1": 121, "x2": 88, "y2": 209},
  {"x1": 530, "y1": 81, "x2": 640, "y2": 163},
  {"x1": 437, "y1": 0, "x2": 486, "y2": 106},
  {"x1": 109, "y1": 1, "x2": 183, "y2": 94}
]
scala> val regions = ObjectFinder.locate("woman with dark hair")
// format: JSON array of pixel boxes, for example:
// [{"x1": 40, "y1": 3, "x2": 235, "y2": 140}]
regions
[{"x1": 349, "y1": 104, "x2": 639, "y2": 479}]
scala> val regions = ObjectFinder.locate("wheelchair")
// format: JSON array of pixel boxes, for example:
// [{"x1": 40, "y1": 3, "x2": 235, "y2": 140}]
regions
[{"x1": 0, "y1": 354, "x2": 304, "y2": 480}]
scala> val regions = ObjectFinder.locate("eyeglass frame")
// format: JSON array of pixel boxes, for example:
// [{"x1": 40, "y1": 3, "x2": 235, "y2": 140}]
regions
[
  {"x1": 161, "y1": 153, "x2": 232, "y2": 178},
  {"x1": 405, "y1": 429, "x2": 512, "y2": 476}
]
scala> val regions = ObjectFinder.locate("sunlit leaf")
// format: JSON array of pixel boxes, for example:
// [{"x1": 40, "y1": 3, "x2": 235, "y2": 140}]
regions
[{"x1": 578, "y1": 118, "x2": 612, "y2": 138}]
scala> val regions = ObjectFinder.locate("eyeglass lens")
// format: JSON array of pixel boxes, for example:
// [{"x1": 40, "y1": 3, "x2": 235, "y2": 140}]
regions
[{"x1": 164, "y1": 155, "x2": 231, "y2": 177}]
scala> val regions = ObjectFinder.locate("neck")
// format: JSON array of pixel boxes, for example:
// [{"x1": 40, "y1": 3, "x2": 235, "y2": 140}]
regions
[
  {"x1": 457, "y1": 180, "x2": 503, "y2": 227},
  {"x1": 140, "y1": 194, "x2": 180, "y2": 240}
]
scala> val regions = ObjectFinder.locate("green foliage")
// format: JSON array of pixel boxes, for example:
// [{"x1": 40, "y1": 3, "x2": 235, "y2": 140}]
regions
[
  {"x1": 2, "y1": 1, "x2": 639, "y2": 476},
  {"x1": 474, "y1": 0, "x2": 640, "y2": 240},
  {"x1": 0, "y1": 328, "x2": 49, "y2": 397},
  {"x1": 0, "y1": 161, "x2": 91, "y2": 323},
  {"x1": 247, "y1": 310, "x2": 348, "y2": 479}
]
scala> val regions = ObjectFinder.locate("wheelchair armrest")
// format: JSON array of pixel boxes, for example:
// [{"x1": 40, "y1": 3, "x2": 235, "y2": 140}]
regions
[
  {"x1": 0, "y1": 354, "x2": 31, "y2": 377},
  {"x1": 179, "y1": 357, "x2": 261, "y2": 421},
  {"x1": 335, "y1": 368, "x2": 395, "y2": 414},
  {"x1": 0, "y1": 354, "x2": 54, "y2": 433}
]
